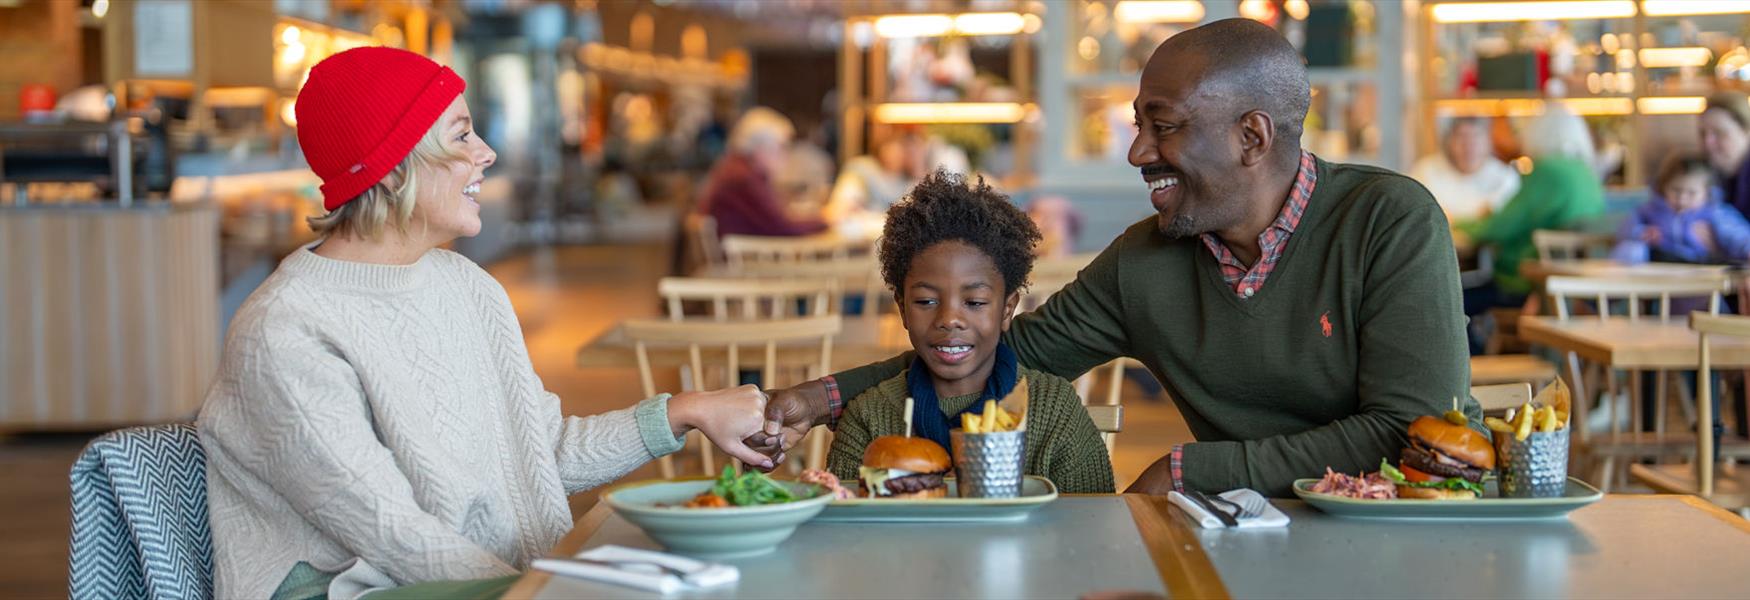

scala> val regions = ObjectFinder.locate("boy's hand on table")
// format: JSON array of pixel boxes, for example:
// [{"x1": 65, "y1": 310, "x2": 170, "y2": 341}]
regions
[{"x1": 1642, "y1": 227, "x2": 1663, "y2": 245}]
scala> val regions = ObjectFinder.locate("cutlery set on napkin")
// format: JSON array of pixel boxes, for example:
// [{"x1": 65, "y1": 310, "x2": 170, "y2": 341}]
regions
[
  {"x1": 532, "y1": 545, "x2": 739, "y2": 593},
  {"x1": 1166, "y1": 489, "x2": 1290, "y2": 529}
]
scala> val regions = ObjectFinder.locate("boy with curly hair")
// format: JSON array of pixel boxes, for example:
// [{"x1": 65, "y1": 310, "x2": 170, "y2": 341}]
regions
[{"x1": 825, "y1": 170, "x2": 1115, "y2": 493}]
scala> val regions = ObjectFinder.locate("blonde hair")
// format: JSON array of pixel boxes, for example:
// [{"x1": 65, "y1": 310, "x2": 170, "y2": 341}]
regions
[{"x1": 307, "y1": 119, "x2": 469, "y2": 240}]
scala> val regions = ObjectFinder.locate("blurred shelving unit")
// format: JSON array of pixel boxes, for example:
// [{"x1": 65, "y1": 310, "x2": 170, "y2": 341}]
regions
[
  {"x1": 839, "y1": 5, "x2": 1042, "y2": 188},
  {"x1": 1419, "y1": 0, "x2": 1750, "y2": 187},
  {"x1": 1032, "y1": 0, "x2": 1408, "y2": 250}
]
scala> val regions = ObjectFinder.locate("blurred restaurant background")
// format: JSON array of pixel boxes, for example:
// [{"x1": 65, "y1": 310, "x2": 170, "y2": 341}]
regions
[{"x1": 7, "y1": 0, "x2": 1750, "y2": 594}]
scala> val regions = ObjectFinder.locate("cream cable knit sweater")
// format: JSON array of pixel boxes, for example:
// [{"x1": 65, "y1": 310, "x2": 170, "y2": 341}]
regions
[{"x1": 198, "y1": 246, "x2": 683, "y2": 599}]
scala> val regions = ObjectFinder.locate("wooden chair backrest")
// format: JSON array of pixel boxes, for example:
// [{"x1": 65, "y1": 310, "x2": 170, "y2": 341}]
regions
[
  {"x1": 1471, "y1": 382, "x2": 1533, "y2": 414},
  {"x1": 658, "y1": 277, "x2": 838, "y2": 321},
  {"x1": 731, "y1": 258, "x2": 887, "y2": 319},
  {"x1": 1545, "y1": 275, "x2": 1727, "y2": 323},
  {"x1": 1532, "y1": 230, "x2": 1614, "y2": 261},
  {"x1": 721, "y1": 233, "x2": 872, "y2": 270},
  {"x1": 1084, "y1": 403, "x2": 1123, "y2": 459}
]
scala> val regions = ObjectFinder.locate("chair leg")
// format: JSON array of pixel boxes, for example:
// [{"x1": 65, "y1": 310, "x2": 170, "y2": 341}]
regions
[
  {"x1": 659, "y1": 454, "x2": 675, "y2": 479},
  {"x1": 697, "y1": 430, "x2": 716, "y2": 475},
  {"x1": 1656, "y1": 370, "x2": 1670, "y2": 444},
  {"x1": 806, "y1": 425, "x2": 829, "y2": 472}
]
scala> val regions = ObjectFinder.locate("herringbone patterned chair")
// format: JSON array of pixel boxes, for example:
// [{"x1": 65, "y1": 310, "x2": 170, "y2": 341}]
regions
[{"x1": 69, "y1": 424, "x2": 212, "y2": 600}]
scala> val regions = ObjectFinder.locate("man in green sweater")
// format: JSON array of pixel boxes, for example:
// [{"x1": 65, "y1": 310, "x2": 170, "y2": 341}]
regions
[{"x1": 754, "y1": 19, "x2": 1475, "y2": 497}]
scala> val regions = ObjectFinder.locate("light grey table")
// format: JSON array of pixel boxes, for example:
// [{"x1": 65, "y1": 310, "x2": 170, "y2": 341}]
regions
[
  {"x1": 505, "y1": 495, "x2": 1192, "y2": 600},
  {"x1": 1197, "y1": 496, "x2": 1750, "y2": 599},
  {"x1": 505, "y1": 495, "x2": 1750, "y2": 600}
]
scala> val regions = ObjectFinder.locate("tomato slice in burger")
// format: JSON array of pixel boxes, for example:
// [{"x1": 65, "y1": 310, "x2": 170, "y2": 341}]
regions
[{"x1": 1398, "y1": 463, "x2": 1447, "y2": 483}]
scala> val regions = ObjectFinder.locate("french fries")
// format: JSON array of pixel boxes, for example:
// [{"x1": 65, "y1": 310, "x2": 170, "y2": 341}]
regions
[
  {"x1": 1483, "y1": 380, "x2": 1570, "y2": 440},
  {"x1": 961, "y1": 399, "x2": 1025, "y2": 434}
]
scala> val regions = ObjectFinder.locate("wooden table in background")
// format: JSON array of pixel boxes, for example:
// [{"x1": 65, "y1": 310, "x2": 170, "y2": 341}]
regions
[
  {"x1": 1518, "y1": 316, "x2": 1750, "y2": 371},
  {"x1": 576, "y1": 314, "x2": 909, "y2": 371}
]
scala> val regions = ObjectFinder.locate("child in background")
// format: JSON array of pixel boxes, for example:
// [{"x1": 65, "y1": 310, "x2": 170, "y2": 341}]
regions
[
  {"x1": 825, "y1": 170, "x2": 1115, "y2": 494},
  {"x1": 1613, "y1": 154, "x2": 1750, "y2": 265}
]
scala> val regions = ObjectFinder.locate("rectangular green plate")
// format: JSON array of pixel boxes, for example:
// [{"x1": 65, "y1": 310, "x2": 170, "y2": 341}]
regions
[
  {"x1": 813, "y1": 476, "x2": 1059, "y2": 522},
  {"x1": 1292, "y1": 477, "x2": 1604, "y2": 520}
]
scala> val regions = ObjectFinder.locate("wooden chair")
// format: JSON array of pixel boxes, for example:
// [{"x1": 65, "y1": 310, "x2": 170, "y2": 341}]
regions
[
  {"x1": 1545, "y1": 274, "x2": 1729, "y2": 489},
  {"x1": 624, "y1": 315, "x2": 841, "y2": 478},
  {"x1": 1532, "y1": 230, "x2": 1616, "y2": 262},
  {"x1": 721, "y1": 233, "x2": 873, "y2": 271},
  {"x1": 657, "y1": 277, "x2": 838, "y2": 321},
  {"x1": 1631, "y1": 313, "x2": 1750, "y2": 510}
]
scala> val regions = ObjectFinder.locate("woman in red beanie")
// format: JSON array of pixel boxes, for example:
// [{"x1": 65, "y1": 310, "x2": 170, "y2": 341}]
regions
[{"x1": 197, "y1": 47, "x2": 775, "y2": 599}]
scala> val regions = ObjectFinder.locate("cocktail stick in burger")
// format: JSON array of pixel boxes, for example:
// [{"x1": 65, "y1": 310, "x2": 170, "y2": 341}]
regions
[{"x1": 1383, "y1": 413, "x2": 1497, "y2": 499}]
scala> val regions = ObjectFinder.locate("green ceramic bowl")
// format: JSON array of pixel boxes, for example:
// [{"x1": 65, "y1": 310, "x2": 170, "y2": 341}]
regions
[{"x1": 601, "y1": 478, "x2": 831, "y2": 558}]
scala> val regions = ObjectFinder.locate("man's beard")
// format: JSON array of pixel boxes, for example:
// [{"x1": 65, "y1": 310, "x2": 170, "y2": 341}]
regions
[{"x1": 1154, "y1": 177, "x2": 1240, "y2": 239}]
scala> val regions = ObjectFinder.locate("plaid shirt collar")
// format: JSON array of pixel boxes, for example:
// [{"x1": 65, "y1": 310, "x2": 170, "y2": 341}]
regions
[{"x1": 1199, "y1": 151, "x2": 1318, "y2": 299}]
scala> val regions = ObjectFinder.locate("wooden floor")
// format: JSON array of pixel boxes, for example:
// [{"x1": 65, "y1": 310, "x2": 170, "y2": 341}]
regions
[{"x1": 0, "y1": 242, "x2": 1191, "y2": 597}]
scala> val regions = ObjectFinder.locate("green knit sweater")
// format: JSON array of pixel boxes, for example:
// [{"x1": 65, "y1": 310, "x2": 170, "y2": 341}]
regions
[
  {"x1": 826, "y1": 366, "x2": 1116, "y2": 494},
  {"x1": 833, "y1": 158, "x2": 1477, "y2": 497}
]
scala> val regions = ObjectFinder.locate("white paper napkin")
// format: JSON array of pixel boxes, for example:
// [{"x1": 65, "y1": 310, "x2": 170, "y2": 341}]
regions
[
  {"x1": 531, "y1": 545, "x2": 739, "y2": 594},
  {"x1": 1166, "y1": 489, "x2": 1291, "y2": 529}
]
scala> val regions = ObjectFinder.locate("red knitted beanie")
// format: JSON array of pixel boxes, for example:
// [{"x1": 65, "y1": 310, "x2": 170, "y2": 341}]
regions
[{"x1": 295, "y1": 47, "x2": 465, "y2": 210}]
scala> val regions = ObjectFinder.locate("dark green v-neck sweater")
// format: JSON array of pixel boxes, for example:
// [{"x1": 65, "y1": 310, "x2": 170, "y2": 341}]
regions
[{"x1": 833, "y1": 158, "x2": 1475, "y2": 497}]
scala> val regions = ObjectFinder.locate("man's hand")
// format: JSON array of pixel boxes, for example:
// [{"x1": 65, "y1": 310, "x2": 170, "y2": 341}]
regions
[
  {"x1": 668, "y1": 385, "x2": 775, "y2": 470},
  {"x1": 1124, "y1": 454, "x2": 1178, "y2": 495},
  {"x1": 741, "y1": 381, "x2": 832, "y2": 467}
]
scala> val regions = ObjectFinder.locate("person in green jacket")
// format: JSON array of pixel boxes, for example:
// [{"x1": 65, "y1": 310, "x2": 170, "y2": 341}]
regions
[
  {"x1": 749, "y1": 19, "x2": 1476, "y2": 498},
  {"x1": 1454, "y1": 105, "x2": 1606, "y2": 322},
  {"x1": 823, "y1": 170, "x2": 1115, "y2": 494}
]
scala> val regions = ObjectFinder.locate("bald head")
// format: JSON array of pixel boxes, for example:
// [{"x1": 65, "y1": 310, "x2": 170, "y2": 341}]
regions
[{"x1": 1143, "y1": 18, "x2": 1310, "y2": 164}]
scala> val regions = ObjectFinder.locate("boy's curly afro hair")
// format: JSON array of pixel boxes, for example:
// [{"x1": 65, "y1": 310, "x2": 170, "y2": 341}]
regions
[{"x1": 879, "y1": 169, "x2": 1042, "y2": 297}]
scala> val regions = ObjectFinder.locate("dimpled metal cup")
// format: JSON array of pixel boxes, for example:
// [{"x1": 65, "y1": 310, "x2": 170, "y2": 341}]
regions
[
  {"x1": 950, "y1": 429, "x2": 1026, "y2": 498},
  {"x1": 1493, "y1": 426, "x2": 1570, "y2": 498}
]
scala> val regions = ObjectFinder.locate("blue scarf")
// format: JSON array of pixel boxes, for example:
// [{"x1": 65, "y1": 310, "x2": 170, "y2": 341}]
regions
[{"x1": 906, "y1": 341, "x2": 1020, "y2": 453}]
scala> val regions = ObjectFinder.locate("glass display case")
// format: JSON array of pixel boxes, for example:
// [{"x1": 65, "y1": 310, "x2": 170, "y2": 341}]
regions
[
  {"x1": 1040, "y1": 0, "x2": 1408, "y2": 185},
  {"x1": 1419, "y1": 1, "x2": 1750, "y2": 187}
]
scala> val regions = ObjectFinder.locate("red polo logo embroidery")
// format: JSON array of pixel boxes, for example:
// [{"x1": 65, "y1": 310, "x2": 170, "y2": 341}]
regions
[{"x1": 1320, "y1": 312, "x2": 1333, "y2": 338}]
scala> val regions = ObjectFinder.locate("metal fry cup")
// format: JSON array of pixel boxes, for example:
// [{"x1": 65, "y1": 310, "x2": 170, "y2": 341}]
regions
[
  {"x1": 1493, "y1": 426, "x2": 1569, "y2": 498},
  {"x1": 950, "y1": 429, "x2": 1026, "y2": 498}
]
